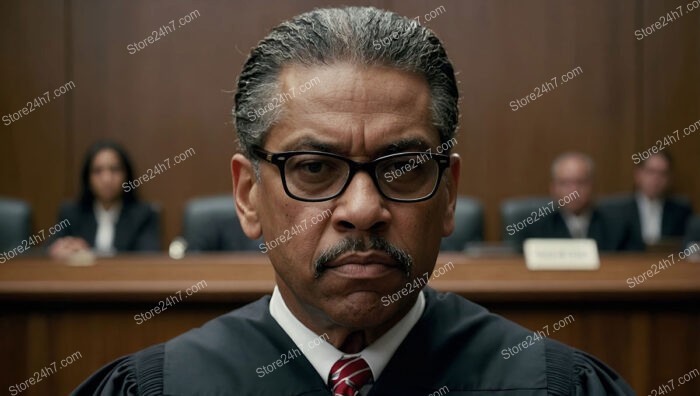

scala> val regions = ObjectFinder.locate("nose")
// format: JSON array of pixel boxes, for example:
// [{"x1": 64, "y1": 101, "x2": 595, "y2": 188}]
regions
[{"x1": 332, "y1": 171, "x2": 390, "y2": 234}]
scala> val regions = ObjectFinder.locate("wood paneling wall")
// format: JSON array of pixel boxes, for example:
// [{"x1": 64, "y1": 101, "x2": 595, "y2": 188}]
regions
[{"x1": 1, "y1": 0, "x2": 698, "y2": 244}]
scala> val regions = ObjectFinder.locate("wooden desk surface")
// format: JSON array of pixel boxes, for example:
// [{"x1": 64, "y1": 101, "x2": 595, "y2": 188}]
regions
[
  {"x1": 1, "y1": 252, "x2": 698, "y2": 303},
  {"x1": 1, "y1": 253, "x2": 698, "y2": 395}
]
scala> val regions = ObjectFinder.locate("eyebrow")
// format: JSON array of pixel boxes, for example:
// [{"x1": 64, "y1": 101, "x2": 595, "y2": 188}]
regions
[{"x1": 281, "y1": 136, "x2": 434, "y2": 158}]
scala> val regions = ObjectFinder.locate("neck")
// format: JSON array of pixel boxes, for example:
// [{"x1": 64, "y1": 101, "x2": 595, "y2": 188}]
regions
[
  {"x1": 639, "y1": 192, "x2": 661, "y2": 201},
  {"x1": 97, "y1": 199, "x2": 120, "y2": 211},
  {"x1": 277, "y1": 280, "x2": 415, "y2": 354}
]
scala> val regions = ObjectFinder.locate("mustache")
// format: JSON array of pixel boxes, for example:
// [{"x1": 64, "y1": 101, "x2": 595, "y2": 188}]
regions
[{"x1": 313, "y1": 235, "x2": 413, "y2": 279}]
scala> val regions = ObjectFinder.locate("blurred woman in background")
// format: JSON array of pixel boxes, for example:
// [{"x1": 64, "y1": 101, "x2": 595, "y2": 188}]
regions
[{"x1": 48, "y1": 141, "x2": 160, "y2": 258}]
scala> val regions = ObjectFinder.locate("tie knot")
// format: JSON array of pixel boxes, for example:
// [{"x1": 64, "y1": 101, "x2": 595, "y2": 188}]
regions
[{"x1": 328, "y1": 356, "x2": 373, "y2": 396}]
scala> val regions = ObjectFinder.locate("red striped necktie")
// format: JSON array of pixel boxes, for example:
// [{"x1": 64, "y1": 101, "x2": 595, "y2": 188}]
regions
[{"x1": 328, "y1": 356, "x2": 373, "y2": 396}]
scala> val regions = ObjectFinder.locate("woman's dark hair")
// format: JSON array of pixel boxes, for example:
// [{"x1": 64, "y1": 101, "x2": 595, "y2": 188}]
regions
[{"x1": 79, "y1": 141, "x2": 138, "y2": 208}]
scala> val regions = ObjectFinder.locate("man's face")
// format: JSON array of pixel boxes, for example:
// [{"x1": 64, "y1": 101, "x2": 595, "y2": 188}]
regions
[
  {"x1": 550, "y1": 157, "x2": 593, "y2": 215},
  {"x1": 634, "y1": 154, "x2": 670, "y2": 199},
  {"x1": 232, "y1": 63, "x2": 459, "y2": 333}
]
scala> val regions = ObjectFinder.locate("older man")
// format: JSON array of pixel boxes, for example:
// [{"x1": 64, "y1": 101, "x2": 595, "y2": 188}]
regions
[{"x1": 74, "y1": 7, "x2": 634, "y2": 395}]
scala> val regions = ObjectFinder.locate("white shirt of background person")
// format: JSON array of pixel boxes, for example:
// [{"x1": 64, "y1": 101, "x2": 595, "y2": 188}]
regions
[{"x1": 93, "y1": 202, "x2": 121, "y2": 255}]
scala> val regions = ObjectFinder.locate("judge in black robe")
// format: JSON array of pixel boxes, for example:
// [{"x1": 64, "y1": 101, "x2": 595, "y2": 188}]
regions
[
  {"x1": 74, "y1": 287, "x2": 634, "y2": 395},
  {"x1": 74, "y1": 6, "x2": 635, "y2": 396}
]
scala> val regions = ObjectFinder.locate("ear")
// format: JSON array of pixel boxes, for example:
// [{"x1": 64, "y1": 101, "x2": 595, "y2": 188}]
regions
[
  {"x1": 231, "y1": 154, "x2": 262, "y2": 239},
  {"x1": 442, "y1": 153, "x2": 461, "y2": 237}
]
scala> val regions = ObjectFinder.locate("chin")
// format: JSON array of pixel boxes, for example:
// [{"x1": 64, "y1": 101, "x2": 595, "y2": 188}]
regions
[{"x1": 326, "y1": 291, "x2": 408, "y2": 328}]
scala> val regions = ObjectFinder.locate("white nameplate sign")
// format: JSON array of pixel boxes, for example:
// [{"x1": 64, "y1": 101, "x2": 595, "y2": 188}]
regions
[{"x1": 524, "y1": 239, "x2": 600, "y2": 271}]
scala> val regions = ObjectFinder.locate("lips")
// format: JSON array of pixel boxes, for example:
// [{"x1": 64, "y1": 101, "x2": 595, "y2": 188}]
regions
[{"x1": 322, "y1": 252, "x2": 401, "y2": 278}]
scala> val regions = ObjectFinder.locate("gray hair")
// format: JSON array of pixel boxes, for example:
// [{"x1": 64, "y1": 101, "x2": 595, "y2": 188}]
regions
[
  {"x1": 550, "y1": 152, "x2": 595, "y2": 179},
  {"x1": 233, "y1": 6, "x2": 459, "y2": 162}
]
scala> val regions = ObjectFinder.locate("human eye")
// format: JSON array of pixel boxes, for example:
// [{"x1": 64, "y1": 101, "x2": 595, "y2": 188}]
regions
[{"x1": 288, "y1": 155, "x2": 342, "y2": 181}]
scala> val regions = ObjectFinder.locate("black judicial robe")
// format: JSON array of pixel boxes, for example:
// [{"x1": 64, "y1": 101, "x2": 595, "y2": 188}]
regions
[{"x1": 73, "y1": 288, "x2": 635, "y2": 395}]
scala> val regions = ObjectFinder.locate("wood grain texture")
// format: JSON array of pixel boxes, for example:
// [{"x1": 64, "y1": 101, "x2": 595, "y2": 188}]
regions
[
  {"x1": 1, "y1": 0, "x2": 697, "y2": 247},
  {"x1": 1, "y1": 253, "x2": 699, "y2": 394}
]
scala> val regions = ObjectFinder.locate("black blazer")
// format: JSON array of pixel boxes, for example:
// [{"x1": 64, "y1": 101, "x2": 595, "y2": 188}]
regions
[
  {"x1": 684, "y1": 215, "x2": 700, "y2": 248},
  {"x1": 613, "y1": 195, "x2": 692, "y2": 244},
  {"x1": 73, "y1": 287, "x2": 634, "y2": 395},
  {"x1": 515, "y1": 208, "x2": 644, "y2": 252},
  {"x1": 51, "y1": 201, "x2": 160, "y2": 252}
]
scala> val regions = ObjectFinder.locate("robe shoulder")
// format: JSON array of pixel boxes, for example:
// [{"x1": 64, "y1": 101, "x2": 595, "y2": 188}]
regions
[
  {"x1": 71, "y1": 343, "x2": 164, "y2": 396},
  {"x1": 545, "y1": 337, "x2": 635, "y2": 395},
  {"x1": 72, "y1": 290, "x2": 636, "y2": 395}
]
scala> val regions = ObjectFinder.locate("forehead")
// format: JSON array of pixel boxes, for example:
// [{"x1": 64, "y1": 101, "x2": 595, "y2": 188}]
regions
[
  {"x1": 642, "y1": 155, "x2": 670, "y2": 170},
  {"x1": 265, "y1": 63, "x2": 439, "y2": 156},
  {"x1": 93, "y1": 149, "x2": 120, "y2": 164},
  {"x1": 554, "y1": 158, "x2": 591, "y2": 179}
]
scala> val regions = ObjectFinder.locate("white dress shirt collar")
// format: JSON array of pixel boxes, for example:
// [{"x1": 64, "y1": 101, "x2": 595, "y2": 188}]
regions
[
  {"x1": 561, "y1": 210, "x2": 592, "y2": 239},
  {"x1": 269, "y1": 285, "x2": 425, "y2": 386}
]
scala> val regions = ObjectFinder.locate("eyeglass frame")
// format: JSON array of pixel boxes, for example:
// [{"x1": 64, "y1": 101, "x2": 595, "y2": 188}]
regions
[{"x1": 251, "y1": 145, "x2": 452, "y2": 203}]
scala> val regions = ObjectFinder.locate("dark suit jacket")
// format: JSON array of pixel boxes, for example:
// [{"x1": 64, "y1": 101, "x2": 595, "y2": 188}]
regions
[
  {"x1": 684, "y1": 215, "x2": 700, "y2": 248},
  {"x1": 611, "y1": 195, "x2": 692, "y2": 245},
  {"x1": 515, "y1": 209, "x2": 644, "y2": 252},
  {"x1": 73, "y1": 288, "x2": 634, "y2": 395},
  {"x1": 51, "y1": 201, "x2": 160, "y2": 252}
]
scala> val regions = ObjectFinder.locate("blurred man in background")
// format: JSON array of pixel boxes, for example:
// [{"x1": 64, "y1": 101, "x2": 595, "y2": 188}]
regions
[
  {"x1": 627, "y1": 152, "x2": 692, "y2": 246},
  {"x1": 516, "y1": 152, "x2": 643, "y2": 251}
]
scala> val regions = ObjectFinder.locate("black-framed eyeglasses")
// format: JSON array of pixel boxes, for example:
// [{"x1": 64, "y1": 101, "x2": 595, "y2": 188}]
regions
[{"x1": 252, "y1": 146, "x2": 451, "y2": 202}]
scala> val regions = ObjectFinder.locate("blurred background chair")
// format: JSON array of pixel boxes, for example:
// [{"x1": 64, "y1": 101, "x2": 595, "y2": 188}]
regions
[
  {"x1": 440, "y1": 196, "x2": 484, "y2": 251},
  {"x1": 500, "y1": 196, "x2": 552, "y2": 242},
  {"x1": 0, "y1": 197, "x2": 32, "y2": 252},
  {"x1": 684, "y1": 214, "x2": 700, "y2": 250},
  {"x1": 182, "y1": 195, "x2": 260, "y2": 252}
]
